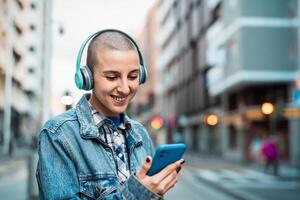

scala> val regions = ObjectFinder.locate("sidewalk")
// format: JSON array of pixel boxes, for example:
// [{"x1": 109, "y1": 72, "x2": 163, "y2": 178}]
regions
[
  {"x1": 0, "y1": 146, "x2": 39, "y2": 200},
  {"x1": 0, "y1": 146, "x2": 32, "y2": 162},
  {"x1": 0, "y1": 146, "x2": 33, "y2": 182},
  {"x1": 185, "y1": 153, "x2": 300, "y2": 200},
  {"x1": 185, "y1": 152, "x2": 300, "y2": 180}
]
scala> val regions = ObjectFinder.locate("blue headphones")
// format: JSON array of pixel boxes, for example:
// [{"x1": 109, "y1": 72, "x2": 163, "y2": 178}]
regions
[{"x1": 75, "y1": 29, "x2": 148, "y2": 90}]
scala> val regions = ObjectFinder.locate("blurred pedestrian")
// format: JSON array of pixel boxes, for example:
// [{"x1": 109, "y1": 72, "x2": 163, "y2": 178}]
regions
[
  {"x1": 261, "y1": 136, "x2": 279, "y2": 176},
  {"x1": 36, "y1": 29, "x2": 184, "y2": 199}
]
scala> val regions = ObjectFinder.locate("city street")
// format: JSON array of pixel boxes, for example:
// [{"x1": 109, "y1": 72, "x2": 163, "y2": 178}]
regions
[
  {"x1": 184, "y1": 154, "x2": 300, "y2": 200},
  {"x1": 1, "y1": 0, "x2": 300, "y2": 199},
  {"x1": 1, "y1": 151, "x2": 299, "y2": 200},
  {"x1": 165, "y1": 168, "x2": 238, "y2": 200},
  {"x1": 0, "y1": 156, "x2": 237, "y2": 200}
]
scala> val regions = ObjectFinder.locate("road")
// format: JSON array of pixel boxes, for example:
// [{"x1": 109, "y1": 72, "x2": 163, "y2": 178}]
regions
[
  {"x1": 165, "y1": 167, "x2": 238, "y2": 200},
  {"x1": 0, "y1": 158, "x2": 238, "y2": 200},
  {"x1": 1, "y1": 154, "x2": 300, "y2": 200}
]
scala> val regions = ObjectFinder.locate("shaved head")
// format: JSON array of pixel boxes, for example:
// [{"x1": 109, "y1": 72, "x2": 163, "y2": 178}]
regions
[{"x1": 86, "y1": 31, "x2": 136, "y2": 71}]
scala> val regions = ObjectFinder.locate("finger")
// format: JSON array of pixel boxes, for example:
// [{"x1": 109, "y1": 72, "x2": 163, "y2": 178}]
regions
[
  {"x1": 163, "y1": 172, "x2": 178, "y2": 194},
  {"x1": 157, "y1": 171, "x2": 178, "y2": 195},
  {"x1": 136, "y1": 156, "x2": 152, "y2": 179},
  {"x1": 154, "y1": 159, "x2": 184, "y2": 181}
]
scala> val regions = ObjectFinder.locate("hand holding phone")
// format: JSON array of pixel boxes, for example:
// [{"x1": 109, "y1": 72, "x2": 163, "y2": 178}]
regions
[
  {"x1": 135, "y1": 144, "x2": 186, "y2": 196},
  {"x1": 147, "y1": 143, "x2": 186, "y2": 176}
]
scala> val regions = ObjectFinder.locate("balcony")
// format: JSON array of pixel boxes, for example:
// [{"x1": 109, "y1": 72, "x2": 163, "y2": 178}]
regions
[{"x1": 206, "y1": 14, "x2": 298, "y2": 97}]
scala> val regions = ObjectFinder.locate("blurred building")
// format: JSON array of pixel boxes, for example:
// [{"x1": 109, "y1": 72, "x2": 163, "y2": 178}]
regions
[
  {"x1": 0, "y1": 0, "x2": 46, "y2": 149},
  {"x1": 206, "y1": 0, "x2": 298, "y2": 164},
  {"x1": 132, "y1": 1, "x2": 164, "y2": 145},
  {"x1": 155, "y1": 0, "x2": 300, "y2": 167},
  {"x1": 156, "y1": 0, "x2": 210, "y2": 146}
]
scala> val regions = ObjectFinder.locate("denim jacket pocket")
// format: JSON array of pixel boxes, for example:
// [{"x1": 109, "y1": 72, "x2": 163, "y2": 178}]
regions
[{"x1": 79, "y1": 173, "x2": 121, "y2": 200}]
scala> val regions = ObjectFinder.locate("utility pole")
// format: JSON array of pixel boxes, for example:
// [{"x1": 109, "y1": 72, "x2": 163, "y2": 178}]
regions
[{"x1": 3, "y1": 0, "x2": 14, "y2": 155}]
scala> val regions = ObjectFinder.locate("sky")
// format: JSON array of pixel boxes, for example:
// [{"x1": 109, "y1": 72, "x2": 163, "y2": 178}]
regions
[{"x1": 51, "y1": 0, "x2": 155, "y2": 114}]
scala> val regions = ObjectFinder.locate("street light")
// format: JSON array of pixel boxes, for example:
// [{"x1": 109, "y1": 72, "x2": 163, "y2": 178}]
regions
[
  {"x1": 204, "y1": 114, "x2": 218, "y2": 126},
  {"x1": 61, "y1": 91, "x2": 73, "y2": 110},
  {"x1": 261, "y1": 102, "x2": 274, "y2": 115}
]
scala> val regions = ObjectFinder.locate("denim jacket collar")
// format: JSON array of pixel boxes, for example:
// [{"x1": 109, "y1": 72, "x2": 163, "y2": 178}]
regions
[{"x1": 75, "y1": 94, "x2": 143, "y2": 147}]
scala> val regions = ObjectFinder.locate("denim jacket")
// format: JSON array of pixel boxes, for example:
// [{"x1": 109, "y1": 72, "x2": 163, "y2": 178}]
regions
[{"x1": 36, "y1": 94, "x2": 163, "y2": 200}]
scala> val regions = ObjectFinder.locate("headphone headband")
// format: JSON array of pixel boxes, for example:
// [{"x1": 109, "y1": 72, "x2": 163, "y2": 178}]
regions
[{"x1": 75, "y1": 29, "x2": 146, "y2": 89}]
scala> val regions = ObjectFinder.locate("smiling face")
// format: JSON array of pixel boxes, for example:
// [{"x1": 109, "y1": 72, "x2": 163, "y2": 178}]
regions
[{"x1": 90, "y1": 49, "x2": 140, "y2": 116}]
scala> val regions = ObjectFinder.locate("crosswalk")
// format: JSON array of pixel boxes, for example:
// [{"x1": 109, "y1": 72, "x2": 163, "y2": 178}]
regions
[{"x1": 196, "y1": 168, "x2": 299, "y2": 189}]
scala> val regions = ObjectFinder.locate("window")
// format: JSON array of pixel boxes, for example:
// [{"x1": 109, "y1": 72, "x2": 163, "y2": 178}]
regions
[
  {"x1": 209, "y1": 2, "x2": 222, "y2": 26},
  {"x1": 28, "y1": 46, "x2": 35, "y2": 52},
  {"x1": 29, "y1": 24, "x2": 36, "y2": 31},
  {"x1": 25, "y1": 90, "x2": 35, "y2": 98},
  {"x1": 13, "y1": 21, "x2": 23, "y2": 35},
  {"x1": 28, "y1": 67, "x2": 35, "y2": 74},
  {"x1": 30, "y1": 3, "x2": 36, "y2": 10},
  {"x1": 13, "y1": 48, "x2": 21, "y2": 63},
  {"x1": 12, "y1": 77, "x2": 22, "y2": 88},
  {"x1": 16, "y1": 0, "x2": 24, "y2": 10}
]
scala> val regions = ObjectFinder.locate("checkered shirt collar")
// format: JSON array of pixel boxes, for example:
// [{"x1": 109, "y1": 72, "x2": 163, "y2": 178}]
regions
[{"x1": 88, "y1": 101, "x2": 131, "y2": 130}]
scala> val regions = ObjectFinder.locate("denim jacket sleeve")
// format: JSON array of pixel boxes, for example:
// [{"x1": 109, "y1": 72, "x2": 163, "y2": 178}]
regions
[
  {"x1": 120, "y1": 123, "x2": 164, "y2": 200},
  {"x1": 36, "y1": 129, "x2": 80, "y2": 200}
]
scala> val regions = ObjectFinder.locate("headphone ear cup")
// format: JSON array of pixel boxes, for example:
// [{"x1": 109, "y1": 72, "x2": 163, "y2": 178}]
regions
[
  {"x1": 139, "y1": 64, "x2": 148, "y2": 85},
  {"x1": 80, "y1": 66, "x2": 94, "y2": 90},
  {"x1": 75, "y1": 69, "x2": 84, "y2": 89}
]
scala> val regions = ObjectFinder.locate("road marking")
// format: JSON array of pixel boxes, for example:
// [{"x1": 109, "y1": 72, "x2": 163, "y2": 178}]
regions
[{"x1": 196, "y1": 169, "x2": 300, "y2": 189}]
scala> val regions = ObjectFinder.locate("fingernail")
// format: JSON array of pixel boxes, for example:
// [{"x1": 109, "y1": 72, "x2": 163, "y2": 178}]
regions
[
  {"x1": 180, "y1": 159, "x2": 185, "y2": 164},
  {"x1": 176, "y1": 167, "x2": 181, "y2": 173},
  {"x1": 146, "y1": 156, "x2": 150, "y2": 163}
]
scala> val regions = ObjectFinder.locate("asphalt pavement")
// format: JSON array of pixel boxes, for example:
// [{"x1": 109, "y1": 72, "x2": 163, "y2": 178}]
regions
[
  {"x1": 185, "y1": 153, "x2": 300, "y2": 200},
  {"x1": 1, "y1": 148, "x2": 300, "y2": 200}
]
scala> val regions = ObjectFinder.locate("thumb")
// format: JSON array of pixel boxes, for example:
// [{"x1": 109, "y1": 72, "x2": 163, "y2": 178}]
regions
[{"x1": 137, "y1": 156, "x2": 152, "y2": 178}]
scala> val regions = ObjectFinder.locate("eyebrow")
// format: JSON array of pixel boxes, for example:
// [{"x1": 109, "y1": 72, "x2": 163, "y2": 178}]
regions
[{"x1": 102, "y1": 69, "x2": 139, "y2": 75}]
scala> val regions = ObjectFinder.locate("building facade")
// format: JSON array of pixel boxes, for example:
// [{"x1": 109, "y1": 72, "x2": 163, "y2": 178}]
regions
[
  {"x1": 154, "y1": 0, "x2": 300, "y2": 167},
  {"x1": 0, "y1": 0, "x2": 46, "y2": 150},
  {"x1": 156, "y1": 0, "x2": 212, "y2": 148},
  {"x1": 132, "y1": 2, "x2": 164, "y2": 145}
]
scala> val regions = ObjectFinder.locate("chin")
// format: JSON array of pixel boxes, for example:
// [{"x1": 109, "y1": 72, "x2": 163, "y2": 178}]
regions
[
  {"x1": 114, "y1": 109, "x2": 126, "y2": 114},
  {"x1": 111, "y1": 106, "x2": 127, "y2": 115}
]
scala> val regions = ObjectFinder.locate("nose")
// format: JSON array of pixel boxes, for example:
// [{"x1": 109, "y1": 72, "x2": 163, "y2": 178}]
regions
[{"x1": 117, "y1": 78, "x2": 130, "y2": 95}]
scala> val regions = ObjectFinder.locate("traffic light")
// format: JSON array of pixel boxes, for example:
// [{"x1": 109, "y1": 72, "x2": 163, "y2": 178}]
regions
[{"x1": 150, "y1": 116, "x2": 164, "y2": 131}]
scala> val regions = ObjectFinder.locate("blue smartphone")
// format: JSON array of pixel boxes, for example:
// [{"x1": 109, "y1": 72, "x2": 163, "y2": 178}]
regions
[{"x1": 147, "y1": 143, "x2": 187, "y2": 176}]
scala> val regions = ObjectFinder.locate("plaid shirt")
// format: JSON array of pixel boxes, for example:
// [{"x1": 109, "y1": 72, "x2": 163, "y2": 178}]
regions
[{"x1": 88, "y1": 103, "x2": 131, "y2": 185}]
